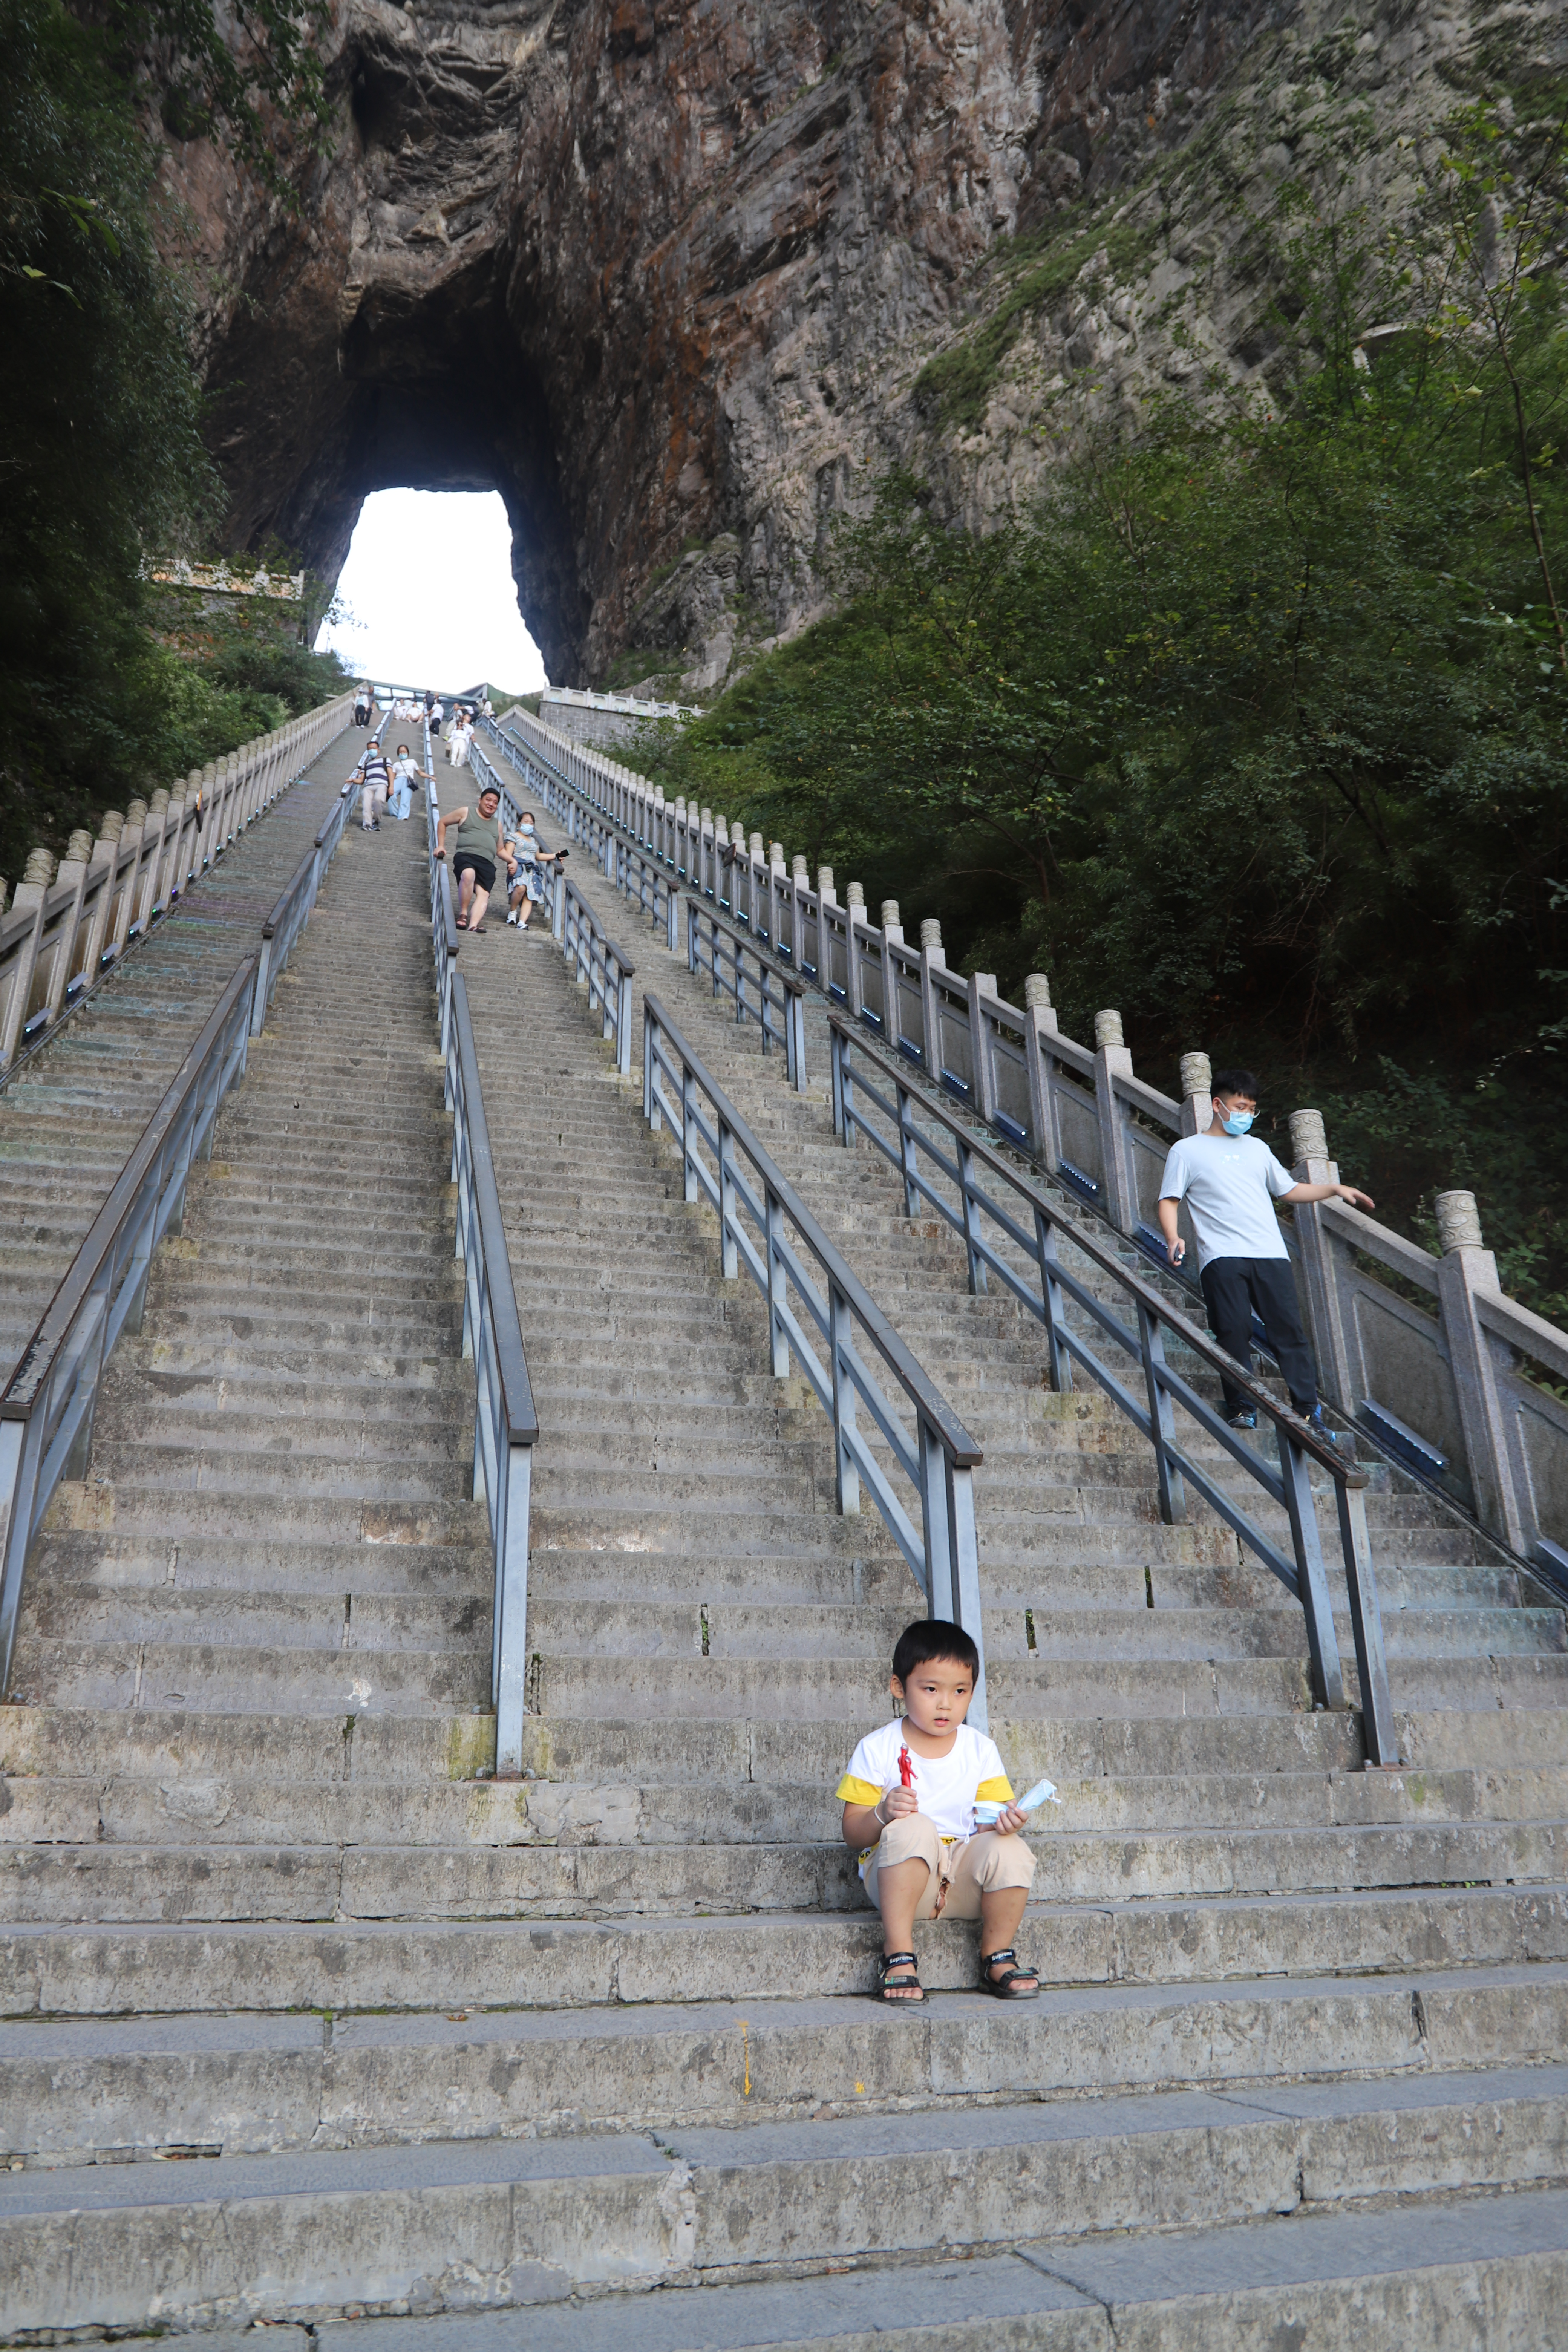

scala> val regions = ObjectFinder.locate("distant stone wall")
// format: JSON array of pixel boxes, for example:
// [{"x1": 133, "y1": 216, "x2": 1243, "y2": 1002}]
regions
[{"x1": 540, "y1": 689, "x2": 692, "y2": 753}]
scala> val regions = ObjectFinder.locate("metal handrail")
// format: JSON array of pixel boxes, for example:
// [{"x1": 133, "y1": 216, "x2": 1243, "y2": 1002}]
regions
[
  {"x1": 421, "y1": 730, "x2": 539, "y2": 1777},
  {"x1": 685, "y1": 897, "x2": 807, "y2": 1090},
  {"x1": 549, "y1": 868, "x2": 636, "y2": 1078},
  {"x1": 828, "y1": 1014, "x2": 1398, "y2": 1764},
  {"x1": 642, "y1": 989, "x2": 991, "y2": 1720},
  {"x1": 251, "y1": 785, "x2": 355, "y2": 1035},
  {"x1": 0, "y1": 957, "x2": 259, "y2": 1690}
]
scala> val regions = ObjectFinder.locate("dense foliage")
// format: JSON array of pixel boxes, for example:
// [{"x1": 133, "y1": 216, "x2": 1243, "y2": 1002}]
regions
[
  {"x1": 631, "y1": 110, "x2": 1568, "y2": 1315},
  {"x1": 0, "y1": 0, "x2": 347, "y2": 882}
]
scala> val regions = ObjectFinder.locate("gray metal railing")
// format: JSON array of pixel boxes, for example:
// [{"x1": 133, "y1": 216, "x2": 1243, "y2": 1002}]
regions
[
  {"x1": 251, "y1": 784, "x2": 356, "y2": 1035},
  {"x1": 549, "y1": 869, "x2": 636, "y2": 1079},
  {"x1": 422, "y1": 732, "x2": 539, "y2": 1776},
  {"x1": 829, "y1": 1014, "x2": 1398, "y2": 1763},
  {"x1": 0, "y1": 692, "x2": 355, "y2": 1079},
  {"x1": 642, "y1": 989, "x2": 990, "y2": 1719},
  {"x1": 0, "y1": 960, "x2": 258, "y2": 1690},
  {"x1": 685, "y1": 898, "x2": 807, "y2": 1090}
]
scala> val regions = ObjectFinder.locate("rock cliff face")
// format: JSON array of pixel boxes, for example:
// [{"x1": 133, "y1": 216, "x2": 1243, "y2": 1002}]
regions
[{"x1": 159, "y1": 0, "x2": 1535, "y2": 689}]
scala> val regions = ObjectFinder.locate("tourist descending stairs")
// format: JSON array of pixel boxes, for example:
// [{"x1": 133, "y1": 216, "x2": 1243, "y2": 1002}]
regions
[{"x1": 3, "y1": 746, "x2": 1568, "y2": 2341}]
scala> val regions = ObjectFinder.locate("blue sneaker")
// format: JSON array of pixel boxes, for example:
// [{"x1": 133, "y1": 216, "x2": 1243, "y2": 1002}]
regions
[{"x1": 1226, "y1": 1410, "x2": 1258, "y2": 1431}]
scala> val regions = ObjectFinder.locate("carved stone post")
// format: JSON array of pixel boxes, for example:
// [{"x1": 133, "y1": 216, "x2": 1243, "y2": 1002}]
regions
[
  {"x1": 1179, "y1": 1051, "x2": 1212, "y2": 1139},
  {"x1": 968, "y1": 971, "x2": 998, "y2": 1125},
  {"x1": 1023, "y1": 973, "x2": 1058, "y2": 1171},
  {"x1": 919, "y1": 917, "x2": 944, "y2": 1083},
  {"x1": 1435, "y1": 1190, "x2": 1528, "y2": 1551},
  {"x1": 843, "y1": 881, "x2": 865, "y2": 1017},
  {"x1": 44, "y1": 835, "x2": 93, "y2": 1018},
  {"x1": 1287, "y1": 1107, "x2": 1360, "y2": 1416},
  {"x1": 1092, "y1": 1009, "x2": 1138, "y2": 1233}
]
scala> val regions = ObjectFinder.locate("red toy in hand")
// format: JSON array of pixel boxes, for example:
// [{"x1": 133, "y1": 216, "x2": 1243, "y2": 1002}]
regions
[{"x1": 899, "y1": 1744, "x2": 914, "y2": 1788}]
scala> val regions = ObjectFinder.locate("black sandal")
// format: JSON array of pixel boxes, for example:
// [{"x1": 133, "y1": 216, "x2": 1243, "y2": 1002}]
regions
[
  {"x1": 979, "y1": 1946, "x2": 1039, "y2": 1999},
  {"x1": 876, "y1": 1951, "x2": 925, "y2": 2004}
]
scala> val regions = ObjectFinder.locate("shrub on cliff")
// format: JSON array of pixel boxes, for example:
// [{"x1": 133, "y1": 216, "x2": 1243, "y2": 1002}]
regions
[{"x1": 637, "y1": 112, "x2": 1568, "y2": 1295}]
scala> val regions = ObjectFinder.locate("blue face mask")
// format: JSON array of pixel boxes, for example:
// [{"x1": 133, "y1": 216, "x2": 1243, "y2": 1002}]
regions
[{"x1": 1221, "y1": 1110, "x2": 1254, "y2": 1136}]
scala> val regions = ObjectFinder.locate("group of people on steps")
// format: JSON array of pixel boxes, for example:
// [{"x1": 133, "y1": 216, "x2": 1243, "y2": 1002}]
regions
[{"x1": 435, "y1": 780, "x2": 564, "y2": 936}]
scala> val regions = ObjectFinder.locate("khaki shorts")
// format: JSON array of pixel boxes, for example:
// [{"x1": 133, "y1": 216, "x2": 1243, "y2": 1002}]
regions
[{"x1": 862, "y1": 1810, "x2": 1035, "y2": 1921}]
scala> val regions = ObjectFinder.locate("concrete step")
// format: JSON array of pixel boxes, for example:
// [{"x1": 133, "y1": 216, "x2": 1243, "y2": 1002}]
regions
[
  {"x1": 4, "y1": 2066, "x2": 1567, "y2": 2331},
  {"x1": 8, "y1": 1637, "x2": 488, "y2": 1718},
  {"x1": 6, "y1": 1812, "x2": 1568, "y2": 1922},
  {"x1": 8, "y1": 1882, "x2": 1568, "y2": 2017},
  {"x1": 8, "y1": 1760, "x2": 1568, "y2": 1853},
  {"x1": 3, "y1": 1962, "x2": 1565, "y2": 2162}
]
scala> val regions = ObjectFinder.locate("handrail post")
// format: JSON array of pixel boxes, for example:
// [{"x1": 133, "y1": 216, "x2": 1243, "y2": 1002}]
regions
[
  {"x1": 957, "y1": 1136, "x2": 986, "y2": 1295},
  {"x1": 786, "y1": 982, "x2": 806, "y2": 1093},
  {"x1": 718, "y1": 1115, "x2": 740, "y2": 1280},
  {"x1": 1335, "y1": 1481, "x2": 1399, "y2": 1764},
  {"x1": 764, "y1": 1185, "x2": 790, "y2": 1377},
  {"x1": 1038, "y1": 1213, "x2": 1072, "y2": 1393},
  {"x1": 616, "y1": 965, "x2": 633, "y2": 1078},
  {"x1": 493, "y1": 1438, "x2": 534, "y2": 1776},
  {"x1": 1137, "y1": 1302, "x2": 1186, "y2": 1525},
  {"x1": 831, "y1": 1024, "x2": 848, "y2": 1141},
  {"x1": 1278, "y1": 1427, "x2": 1346, "y2": 1710},
  {"x1": 829, "y1": 1278, "x2": 861, "y2": 1516},
  {"x1": 946, "y1": 1461, "x2": 986, "y2": 1733},
  {"x1": 897, "y1": 1074, "x2": 920, "y2": 1220}
]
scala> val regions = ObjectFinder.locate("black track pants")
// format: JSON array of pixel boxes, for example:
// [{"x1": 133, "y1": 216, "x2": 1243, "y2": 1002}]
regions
[{"x1": 1199, "y1": 1256, "x2": 1318, "y2": 1418}]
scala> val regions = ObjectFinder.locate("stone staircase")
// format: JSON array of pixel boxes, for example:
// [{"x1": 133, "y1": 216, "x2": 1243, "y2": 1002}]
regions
[
  {"x1": 2, "y1": 790, "x2": 1568, "y2": 2343},
  {"x1": 0, "y1": 726, "x2": 361, "y2": 1389}
]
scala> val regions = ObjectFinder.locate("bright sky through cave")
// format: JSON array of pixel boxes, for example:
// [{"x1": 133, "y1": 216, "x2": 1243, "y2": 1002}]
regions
[{"x1": 315, "y1": 488, "x2": 548, "y2": 695}]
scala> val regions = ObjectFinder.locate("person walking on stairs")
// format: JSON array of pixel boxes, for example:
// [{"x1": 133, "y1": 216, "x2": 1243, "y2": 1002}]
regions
[
  {"x1": 436, "y1": 782, "x2": 509, "y2": 934},
  {"x1": 387, "y1": 743, "x2": 423, "y2": 822},
  {"x1": 351, "y1": 737, "x2": 391, "y2": 831},
  {"x1": 1156, "y1": 1067, "x2": 1375, "y2": 1432},
  {"x1": 504, "y1": 810, "x2": 560, "y2": 931},
  {"x1": 838, "y1": 1619, "x2": 1038, "y2": 2006}
]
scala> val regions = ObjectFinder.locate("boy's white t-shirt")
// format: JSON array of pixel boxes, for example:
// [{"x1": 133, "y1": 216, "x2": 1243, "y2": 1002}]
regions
[
  {"x1": 1158, "y1": 1133, "x2": 1295, "y2": 1270},
  {"x1": 837, "y1": 1719, "x2": 1013, "y2": 1875}
]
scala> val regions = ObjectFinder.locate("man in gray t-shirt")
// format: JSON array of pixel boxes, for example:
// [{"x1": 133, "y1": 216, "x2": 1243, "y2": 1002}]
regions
[{"x1": 1157, "y1": 1067, "x2": 1374, "y2": 1432}]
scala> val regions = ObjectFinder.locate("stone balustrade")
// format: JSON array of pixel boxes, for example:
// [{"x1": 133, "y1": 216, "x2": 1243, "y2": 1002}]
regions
[{"x1": 0, "y1": 693, "x2": 355, "y2": 1078}]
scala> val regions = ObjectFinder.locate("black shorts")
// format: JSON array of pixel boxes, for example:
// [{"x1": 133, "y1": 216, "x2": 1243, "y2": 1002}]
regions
[{"x1": 453, "y1": 854, "x2": 496, "y2": 891}]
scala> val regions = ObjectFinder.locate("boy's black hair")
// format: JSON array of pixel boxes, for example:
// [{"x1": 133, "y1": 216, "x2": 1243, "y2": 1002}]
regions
[
  {"x1": 892, "y1": 1617, "x2": 979, "y2": 1686},
  {"x1": 1211, "y1": 1067, "x2": 1259, "y2": 1101}
]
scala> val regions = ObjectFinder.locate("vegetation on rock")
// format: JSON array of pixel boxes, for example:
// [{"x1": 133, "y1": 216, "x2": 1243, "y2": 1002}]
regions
[
  {"x1": 0, "y1": 0, "x2": 344, "y2": 884},
  {"x1": 631, "y1": 111, "x2": 1568, "y2": 1315}
]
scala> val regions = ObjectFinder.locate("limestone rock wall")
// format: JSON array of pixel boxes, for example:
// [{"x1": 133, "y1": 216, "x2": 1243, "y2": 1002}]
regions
[{"x1": 156, "y1": 0, "x2": 1543, "y2": 691}]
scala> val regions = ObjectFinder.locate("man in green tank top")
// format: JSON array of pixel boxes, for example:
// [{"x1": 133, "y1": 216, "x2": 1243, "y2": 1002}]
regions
[{"x1": 436, "y1": 784, "x2": 510, "y2": 934}]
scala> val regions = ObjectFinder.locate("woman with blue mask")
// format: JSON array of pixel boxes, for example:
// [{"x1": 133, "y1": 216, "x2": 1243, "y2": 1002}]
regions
[{"x1": 1155, "y1": 1069, "x2": 1375, "y2": 1432}]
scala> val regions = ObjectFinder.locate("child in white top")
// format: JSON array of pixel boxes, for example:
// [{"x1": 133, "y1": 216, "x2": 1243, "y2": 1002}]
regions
[{"x1": 837, "y1": 1617, "x2": 1038, "y2": 2005}]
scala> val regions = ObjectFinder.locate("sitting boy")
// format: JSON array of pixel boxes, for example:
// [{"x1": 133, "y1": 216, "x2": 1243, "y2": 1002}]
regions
[{"x1": 837, "y1": 1617, "x2": 1039, "y2": 2004}]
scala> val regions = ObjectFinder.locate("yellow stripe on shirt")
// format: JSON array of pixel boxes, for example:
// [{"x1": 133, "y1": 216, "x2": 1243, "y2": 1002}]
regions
[
  {"x1": 975, "y1": 1775, "x2": 1015, "y2": 1802},
  {"x1": 836, "y1": 1774, "x2": 884, "y2": 1807}
]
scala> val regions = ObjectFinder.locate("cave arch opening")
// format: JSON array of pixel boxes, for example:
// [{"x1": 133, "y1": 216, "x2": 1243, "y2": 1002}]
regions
[{"x1": 317, "y1": 490, "x2": 547, "y2": 698}]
